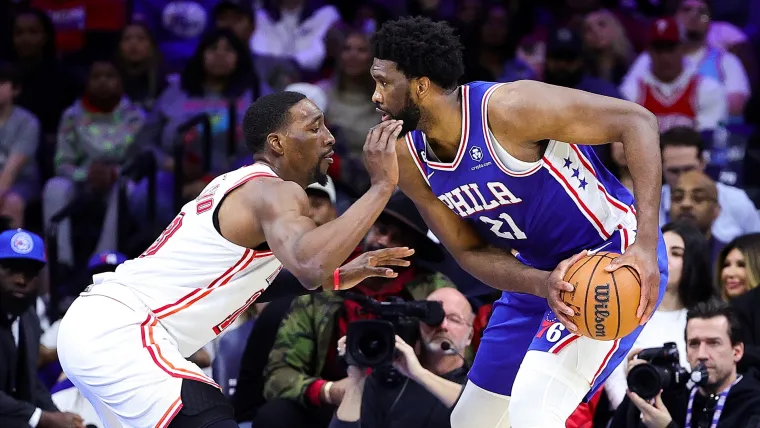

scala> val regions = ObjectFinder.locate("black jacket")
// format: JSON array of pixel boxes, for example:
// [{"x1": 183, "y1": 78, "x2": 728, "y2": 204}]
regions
[
  {"x1": 732, "y1": 287, "x2": 760, "y2": 372},
  {"x1": 0, "y1": 308, "x2": 58, "y2": 427}
]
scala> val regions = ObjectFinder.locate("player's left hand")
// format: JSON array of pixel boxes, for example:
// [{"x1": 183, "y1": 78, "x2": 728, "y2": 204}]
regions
[
  {"x1": 605, "y1": 243, "x2": 660, "y2": 324},
  {"x1": 392, "y1": 335, "x2": 426, "y2": 380},
  {"x1": 546, "y1": 250, "x2": 589, "y2": 333},
  {"x1": 627, "y1": 390, "x2": 673, "y2": 428},
  {"x1": 335, "y1": 247, "x2": 415, "y2": 290}
]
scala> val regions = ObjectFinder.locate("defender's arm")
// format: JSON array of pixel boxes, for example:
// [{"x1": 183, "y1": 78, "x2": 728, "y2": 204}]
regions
[{"x1": 395, "y1": 138, "x2": 549, "y2": 296}]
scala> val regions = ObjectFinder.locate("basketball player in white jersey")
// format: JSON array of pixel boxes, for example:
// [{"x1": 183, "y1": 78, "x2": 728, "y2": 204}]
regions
[{"x1": 56, "y1": 92, "x2": 414, "y2": 428}]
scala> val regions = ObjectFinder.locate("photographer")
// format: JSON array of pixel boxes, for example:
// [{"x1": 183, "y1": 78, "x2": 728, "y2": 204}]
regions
[
  {"x1": 609, "y1": 299, "x2": 760, "y2": 428},
  {"x1": 331, "y1": 287, "x2": 472, "y2": 428}
]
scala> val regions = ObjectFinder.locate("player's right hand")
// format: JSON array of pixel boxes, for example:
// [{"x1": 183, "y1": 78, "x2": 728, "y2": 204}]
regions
[
  {"x1": 546, "y1": 250, "x2": 588, "y2": 333},
  {"x1": 335, "y1": 246, "x2": 415, "y2": 290},
  {"x1": 363, "y1": 120, "x2": 403, "y2": 188},
  {"x1": 39, "y1": 411, "x2": 85, "y2": 428}
]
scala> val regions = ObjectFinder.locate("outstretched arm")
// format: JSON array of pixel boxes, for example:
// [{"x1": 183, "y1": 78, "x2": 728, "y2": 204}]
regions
[{"x1": 395, "y1": 138, "x2": 550, "y2": 297}]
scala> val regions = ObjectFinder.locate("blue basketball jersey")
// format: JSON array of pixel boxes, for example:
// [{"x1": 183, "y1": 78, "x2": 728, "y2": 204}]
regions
[{"x1": 405, "y1": 81, "x2": 638, "y2": 270}]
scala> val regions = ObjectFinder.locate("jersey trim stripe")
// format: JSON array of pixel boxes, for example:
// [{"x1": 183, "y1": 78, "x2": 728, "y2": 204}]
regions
[
  {"x1": 405, "y1": 132, "x2": 430, "y2": 186},
  {"x1": 140, "y1": 315, "x2": 219, "y2": 388},
  {"x1": 590, "y1": 339, "x2": 621, "y2": 385},
  {"x1": 224, "y1": 172, "x2": 280, "y2": 196},
  {"x1": 426, "y1": 85, "x2": 471, "y2": 171},
  {"x1": 481, "y1": 83, "x2": 543, "y2": 177},
  {"x1": 156, "y1": 397, "x2": 183, "y2": 428},
  {"x1": 569, "y1": 145, "x2": 630, "y2": 215}
]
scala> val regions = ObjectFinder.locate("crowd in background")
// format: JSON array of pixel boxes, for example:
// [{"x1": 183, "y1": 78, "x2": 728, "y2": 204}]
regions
[{"x1": 0, "y1": 0, "x2": 760, "y2": 427}]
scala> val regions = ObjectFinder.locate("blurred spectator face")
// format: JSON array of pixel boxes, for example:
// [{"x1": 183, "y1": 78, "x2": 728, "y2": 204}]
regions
[
  {"x1": 721, "y1": 248, "x2": 748, "y2": 298},
  {"x1": 0, "y1": 259, "x2": 42, "y2": 316},
  {"x1": 650, "y1": 42, "x2": 683, "y2": 83},
  {"x1": 662, "y1": 145, "x2": 704, "y2": 188},
  {"x1": 87, "y1": 62, "x2": 123, "y2": 103},
  {"x1": 120, "y1": 24, "x2": 154, "y2": 64},
  {"x1": 480, "y1": 5, "x2": 509, "y2": 48},
  {"x1": 670, "y1": 171, "x2": 719, "y2": 235},
  {"x1": 583, "y1": 11, "x2": 615, "y2": 51},
  {"x1": 419, "y1": 288, "x2": 474, "y2": 355},
  {"x1": 455, "y1": 0, "x2": 483, "y2": 25},
  {"x1": 0, "y1": 80, "x2": 14, "y2": 106},
  {"x1": 215, "y1": 9, "x2": 254, "y2": 43},
  {"x1": 364, "y1": 219, "x2": 416, "y2": 252},
  {"x1": 676, "y1": 0, "x2": 710, "y2": 41},
  {"x1": 663, "y1": 230, "x2": 684, "y2": 290},
  {"x1": 610, "y1": 141, "x2": 626, "y2": 168},
  {"x1": 306, "y1": 191, "x2": 336, "y2": 226},
  {"x1": 204, "y1": 38, "x2": 238, "y2": 79},
  {"x1": 340, "y1": 33, "x2": 372, "y2": 78},
  {"x1": 544, "y1": 57, "x2": 583, "y2": 88},
  {"x1": 686, "y1": 314, "x2": 742, "y2": 391},
  {"x1": 13, "y1": 13, "x2": 46, "y2": 60}
]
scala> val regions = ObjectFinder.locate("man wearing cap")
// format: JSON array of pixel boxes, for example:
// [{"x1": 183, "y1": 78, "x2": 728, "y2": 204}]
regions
[
  {"x1": 0, "y1": 229, "x2": 84, "y2": 428},
  {"x1": 620, "y1": 17, "x2": 727, "y2": 132},
  {"x1": 306, "y1": 176, "x2": 338, "y2": 227},
  {"x1": 256, "y1": 193, "x2": 454, "y2": 428}
]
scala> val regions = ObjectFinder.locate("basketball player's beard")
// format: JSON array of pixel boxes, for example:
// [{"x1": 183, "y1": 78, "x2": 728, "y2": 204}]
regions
[
  {"x1": 310, "y1": 158, "x2": 329, "y2": 186},
  {"x1": 395, "y1": 96, "x2": 422, "y2": 137}
]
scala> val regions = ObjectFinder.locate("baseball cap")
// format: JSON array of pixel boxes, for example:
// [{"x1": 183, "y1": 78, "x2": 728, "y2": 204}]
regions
[
  {"x1": 649, "y1": 17, "x2": 682, "y2": 45},
  {"x1": 88, "y1": 251, "x2": 128, "y2": 271},
  {"x1": 306, "y1": 176, "x2": 337, "y2": 204},
  {"x1": 546, "y1": 28, "x2": 582, "y2": 60},
  {"x1": 0, "y1": 229, "x2": 46, "y2": 264},
  {"x1": 285, "y1": 83, "x2": 329, "y2": 113}
]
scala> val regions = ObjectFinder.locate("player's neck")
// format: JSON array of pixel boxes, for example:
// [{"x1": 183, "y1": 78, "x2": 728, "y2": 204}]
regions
[
  {"x1": 252, "y1": 157, "x2": 308, "y2": 187},
  {"x1": 420, "y1": 90, "x2": 465, "y2": 162}
]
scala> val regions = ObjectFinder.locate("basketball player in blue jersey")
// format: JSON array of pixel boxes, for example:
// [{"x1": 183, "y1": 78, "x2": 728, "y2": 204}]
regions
[{"x1": 369, "y1": 17, "x2": 669, "y2": 428}]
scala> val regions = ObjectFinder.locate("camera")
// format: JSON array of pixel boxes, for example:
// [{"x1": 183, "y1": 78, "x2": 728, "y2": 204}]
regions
[
  {"x1": 627, "y1": 342, "x2": 708, "y2": 400},
  {"x1": 343, "y1": 293, "x2": 444, "y2": 370}
]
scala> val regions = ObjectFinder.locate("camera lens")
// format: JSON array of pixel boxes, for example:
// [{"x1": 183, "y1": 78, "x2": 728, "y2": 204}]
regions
[
  {"x1": 628, "y1": 363, "x2": 670, "y2": 400},
  {"x1": 358, "y1": 330, "x2": 390, "y2": 360}
]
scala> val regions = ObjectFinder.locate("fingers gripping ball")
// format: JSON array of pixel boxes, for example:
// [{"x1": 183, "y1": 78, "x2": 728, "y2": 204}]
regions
[{"x1": 560, "y1": 252, "x2": 641, "y2": 341}]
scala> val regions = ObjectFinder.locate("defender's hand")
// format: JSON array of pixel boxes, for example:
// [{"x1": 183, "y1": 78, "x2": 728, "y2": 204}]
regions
[
  {"x1": 363, "y1": 120, "x2": 403, "y2": 187},
  {"x1": 605, "y1": 243, "x2": 660, "y2": 324},
  {"x1": 546, "y1": 250, "x2": 588, "y2": 333},
  {"x1": 335, "y1": 247, "x2": 415, "y2": 290}
]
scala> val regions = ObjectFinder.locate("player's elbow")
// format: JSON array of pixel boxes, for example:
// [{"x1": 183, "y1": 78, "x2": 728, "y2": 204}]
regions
[{"x1": 291, "y1": 261, "x2": 328, "y2": 290}]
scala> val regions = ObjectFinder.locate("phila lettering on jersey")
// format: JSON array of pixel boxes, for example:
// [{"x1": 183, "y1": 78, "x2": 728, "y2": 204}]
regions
[
  {"x1": 405, "y1": 81, "x2": 638, "y2": 270},
  {"x1": 89, "y1": 164, "x2": 283, "y2": 356}
]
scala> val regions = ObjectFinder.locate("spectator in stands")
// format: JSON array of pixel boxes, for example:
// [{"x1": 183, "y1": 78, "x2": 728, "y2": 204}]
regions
[
  {"x1": 330, "y1": 287, "x2": 472, "y2": 428},
  {"x1": 461, "y1": 3, "x2": 516, "y2": 83},
  {"x1": 611, "y1": 299, "x2": 760, "y2": 428},
  {"x1": 0, "y1": 228, "x2": 85, "y2": 428},
  {"x1": 669, "y1": 170, "x2": 726, "y2": 264},
  {"x1": 658, "y1": 127, "x2": 760, "y2": 243},
  {"x1": 115, "y1": 23, "x2": 167, "y2": 113},
  {"x1": 213, "y1": 0, "x2": 301, "y2": 93},
  {"x1": 250, "y1": 0, "x2": 342, "y2": 73},
  {"x1": 256, "y1": 193, "x2": 451, "y2": 428},
  {"x1": 607, "y1": 141, "x2": 633, "y2": 193},
  {"x1": 130, "y1": 28, "x2": 259, "y2": 225},
  {"x1": 716, "y1": 233, "x2": 760, "y2": 300},
  {"x1": 0, "y1": 62, "x2": 40, "y2": 228},
  {"x1": 731, "y1": 272, "x2": 760, "y2": 372},
  {"x1": 620, "y1": 17, "x2": 727, "y2": 132},
  {"x1": 581, "y1": 9, "x2": 634, "y2": 86},
  {"x1": 605, "y1": 221, "x2": 716, "y2": 409},
  {"x1": 306, "y1": 177, "x2": 338, "y2": 227},
  {"x1": 42, "y1": 59, "x2": 145, "y2": 270}
]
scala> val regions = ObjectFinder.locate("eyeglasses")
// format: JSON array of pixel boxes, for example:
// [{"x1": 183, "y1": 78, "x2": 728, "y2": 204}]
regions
[{"x1": 444, "y1": 313, "x2": 472, "y2": 327}]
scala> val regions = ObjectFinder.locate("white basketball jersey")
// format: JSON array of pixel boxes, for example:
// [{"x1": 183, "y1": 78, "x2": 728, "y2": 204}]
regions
[{"x1": 89, "y1": 164, "x2": 283, "y2": 356}]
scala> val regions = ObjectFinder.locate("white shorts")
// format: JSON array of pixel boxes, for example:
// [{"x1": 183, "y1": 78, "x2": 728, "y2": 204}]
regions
[{"x1": 57, "y1": 293, "x2": 219, "y2": 428}]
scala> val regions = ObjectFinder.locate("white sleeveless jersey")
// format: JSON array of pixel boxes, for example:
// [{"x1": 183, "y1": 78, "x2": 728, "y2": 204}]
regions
[{"x1": 91, "y1": 164, "x2": 283, "y2": 356}]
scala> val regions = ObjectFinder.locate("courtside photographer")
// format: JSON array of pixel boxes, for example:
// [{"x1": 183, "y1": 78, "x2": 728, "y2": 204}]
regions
[
  {"x1": 330, "y1": 288, "x2": 472, "y2": 428},
  {"x1": 609, "y1": 299, "x2": 760, "y2": 428}
]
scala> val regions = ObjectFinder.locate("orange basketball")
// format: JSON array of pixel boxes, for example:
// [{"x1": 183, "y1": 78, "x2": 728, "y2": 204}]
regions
[{"x1": 560, "y1": 252, "x2": 641, "y2": 341}]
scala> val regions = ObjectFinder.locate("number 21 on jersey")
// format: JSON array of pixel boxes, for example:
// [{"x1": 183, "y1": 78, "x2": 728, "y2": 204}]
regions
[{"x1": 479, "y1": 213, "x2": 527, "y2": 240}]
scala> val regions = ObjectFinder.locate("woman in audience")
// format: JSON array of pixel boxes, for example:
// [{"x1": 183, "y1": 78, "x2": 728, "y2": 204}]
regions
[
  {"x1": 581, "y1": 9, "x2": 634, "y2": 86},
  {"x1": 717, "y1": 233, "x2": 760, "y2": 300},
  {"x1": 115, "y1": 22, "x2": 167, "y2": 113},
  {"x1": 604, "y1": 221, "x2": 716, "y2": 409},
  {"x1": 130, "y1": 29, "x2": 259, "y2": 226}
]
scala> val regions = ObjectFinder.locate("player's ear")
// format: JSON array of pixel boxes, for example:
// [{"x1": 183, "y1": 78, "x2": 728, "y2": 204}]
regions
[
  {"x1": 414, "y1": 77, "x2": 431, "y2": 99},
  {"x1": 268, "y1": 133, "x2": 285, "y2": 156}
]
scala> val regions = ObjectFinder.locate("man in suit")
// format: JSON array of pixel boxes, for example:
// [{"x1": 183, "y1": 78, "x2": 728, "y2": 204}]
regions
[{"x1": 0, "y1": 228, "x2": 84, "y2": 428}]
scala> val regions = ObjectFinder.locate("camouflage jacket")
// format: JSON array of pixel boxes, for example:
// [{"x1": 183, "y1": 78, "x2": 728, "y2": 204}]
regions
[{"x1": 263, "y1": 271, "x2": 454, "y2": 405}]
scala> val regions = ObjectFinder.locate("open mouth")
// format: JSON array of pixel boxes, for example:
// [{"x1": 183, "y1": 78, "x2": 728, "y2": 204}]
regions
[
  {"x1": 376, "y1": 108, "x2": 392, "y2": 122},
  {"x1": 322, "y1": 151, "x2": 334, "y2": 165}
]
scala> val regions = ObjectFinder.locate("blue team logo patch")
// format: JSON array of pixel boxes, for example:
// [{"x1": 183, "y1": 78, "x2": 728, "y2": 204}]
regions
[
  {"x1": 10, "y1": 232, "x2": 34, "y2": 255},
  {"x1": 470, "y1": 146, "x2": 484, "y2": 162}
]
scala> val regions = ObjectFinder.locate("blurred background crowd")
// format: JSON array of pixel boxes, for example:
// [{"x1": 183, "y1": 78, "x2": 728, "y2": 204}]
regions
[{"x1": 0, "y1": 0, "x2": 759, "y2": 427}]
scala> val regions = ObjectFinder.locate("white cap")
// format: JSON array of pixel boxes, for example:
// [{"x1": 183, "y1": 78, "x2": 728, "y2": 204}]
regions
[
  {"x1": 306, "y1": 175, "x2": 337, "y2": 204},
  {"x1": 285, "y1": 82, "x2": 329, "y2": 112}
]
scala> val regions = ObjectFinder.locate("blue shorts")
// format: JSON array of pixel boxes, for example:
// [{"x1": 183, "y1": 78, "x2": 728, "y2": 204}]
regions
[{"x1": 467, "y1": 229, "x2": 668, "y2": 402}]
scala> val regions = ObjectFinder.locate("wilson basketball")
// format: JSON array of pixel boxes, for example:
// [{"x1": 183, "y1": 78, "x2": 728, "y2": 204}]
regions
[{"x1": 560, "y1": 252, "x2": 641, "y2": 341}]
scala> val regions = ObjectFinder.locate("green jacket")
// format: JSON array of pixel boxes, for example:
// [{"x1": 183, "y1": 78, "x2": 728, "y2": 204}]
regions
[{"x1": 263, "y1": 271, "x2": 455, "y2": 405}]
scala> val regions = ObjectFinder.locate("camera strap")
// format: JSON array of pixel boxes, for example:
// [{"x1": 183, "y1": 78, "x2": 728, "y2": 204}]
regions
[{"x1": 685, "y1": 375, "x2": 743, "y2": 428}]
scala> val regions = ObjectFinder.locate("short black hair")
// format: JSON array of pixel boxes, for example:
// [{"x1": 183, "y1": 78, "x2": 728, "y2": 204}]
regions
[
  {"x1": 371, "y1": 16, "x2": 464, "y2": 90},
  {"x1": 660, "y1": 126, "x2": 704, "y2": 156},
  {"x1": 686, "y1": 298, "x2": 743, "y2": 346},
  {"x1": 0, "y1": 62, "x2": 20, "y2": 86},
  {"x1": 243, "y1": 91, "x2": 307, "y2": 154}
]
